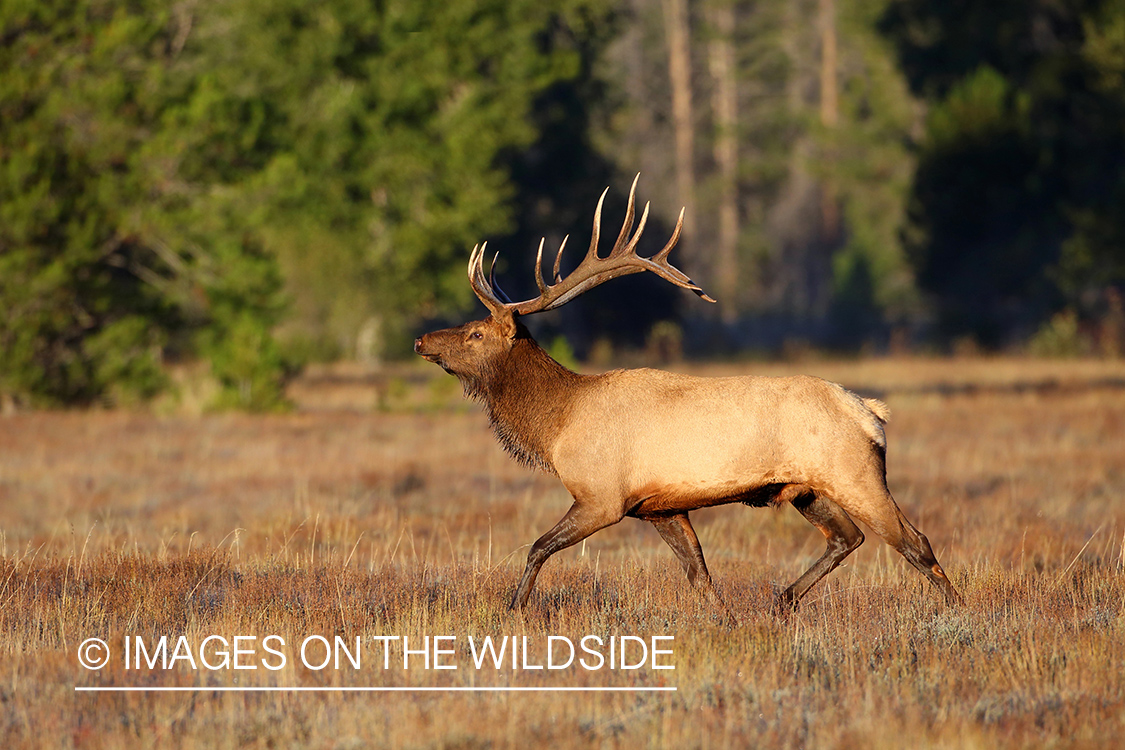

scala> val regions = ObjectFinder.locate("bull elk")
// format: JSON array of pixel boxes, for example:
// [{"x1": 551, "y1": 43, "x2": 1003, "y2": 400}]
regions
[{"x1": 415, "y1": 176, "x2": 961, "y2": 615}]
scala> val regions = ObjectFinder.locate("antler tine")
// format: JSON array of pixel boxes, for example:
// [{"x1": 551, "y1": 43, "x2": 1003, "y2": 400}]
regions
[
  {"x1": 534, "y1": 238, "x2": 548, "y2": 295},
  {"x1": 653, "y1": 208, "x2": 684, "y2": 262},
  {"x1": 620, "y1": 200, "x2": 651, "y2": 257},
  {"x1": 535, "y1": 234, "x2": 570, "y2": 292},
  {"x1": 469, "y1": 242, "x2": 487, "y2": 292},
  {"x1": 467, "y1": 243, "x2": 482, "y2": 285},
  {"x1": 646, "y1": 208, "x2": 717, "y2": 302},
  {"x1": 468, "y1": 241, "x2": 513, "y2": 314},
  {"x1": 470, "y1": 180, "x2": 713, "y2": 319},
  {"x1": 489, "y1": 250, "x2": 513, "y2": 304},
  {"x1": 586, "y1": 187, "x2": 609, "y2": 261},
  {"x1": 488, "y1": 249, "x2": 500, "y2": 287},
  {"x1": 553, "y1": 235, "x2": 568, "y2": 283},
  {"x1": 608, "y1": 173, "x2": 640, "y2": 259}
]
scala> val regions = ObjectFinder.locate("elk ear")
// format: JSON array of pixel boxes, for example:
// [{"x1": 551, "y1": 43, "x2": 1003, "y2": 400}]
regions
[{"x1": 491, "y1": 310, "x2": 518, "y2": 339}]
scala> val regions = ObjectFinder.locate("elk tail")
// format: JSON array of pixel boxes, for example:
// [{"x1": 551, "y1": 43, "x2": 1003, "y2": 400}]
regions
[{"x1": 863, "y1": 398, "x2": 890, "y2": 424}]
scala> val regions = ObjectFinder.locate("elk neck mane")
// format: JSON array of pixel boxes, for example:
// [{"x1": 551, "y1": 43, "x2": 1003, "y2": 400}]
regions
[{"x1": 459, "y1": 326, "x2": 587, "y2": 474}]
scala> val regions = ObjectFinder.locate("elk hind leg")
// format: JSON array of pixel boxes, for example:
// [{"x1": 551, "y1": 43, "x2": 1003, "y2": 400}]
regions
[
  {"x1": 647, "y1": 512, "x2": 734, "y2": 621},
  {"x1": 843, "y1": 488, "x2": 962, "y2": 605},
  {"x1": 890, "y1": 505, "x2": 962, "y2": 604},
  {"x1": 780, "y1": 491, "x2": 865, "y2": 609}
]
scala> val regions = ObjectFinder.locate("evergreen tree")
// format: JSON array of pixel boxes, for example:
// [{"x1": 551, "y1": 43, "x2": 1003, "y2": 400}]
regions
[
  {"x1": 882, "y1": 0, "x2": 1125, "y2": 345},
  {"x1": 0, "y1": 0, "x2": 607, "y2": 405},
  {"x1": 0, "y1": 0, "x2": 287, "y2": 407},
  {"x1": 177, "y1": 0, "x2": 612, "y2": 358}
]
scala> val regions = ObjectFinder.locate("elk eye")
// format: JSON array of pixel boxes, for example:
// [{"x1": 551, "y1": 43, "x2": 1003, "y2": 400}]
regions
[{"x1": 470, "y1": 332, "x2": 483, "y2": 340}]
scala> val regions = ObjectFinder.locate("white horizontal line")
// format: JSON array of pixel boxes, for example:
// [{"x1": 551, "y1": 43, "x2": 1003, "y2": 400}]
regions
[{"x1": 75, "y1": 686, "x2": 676, "y2": 693}]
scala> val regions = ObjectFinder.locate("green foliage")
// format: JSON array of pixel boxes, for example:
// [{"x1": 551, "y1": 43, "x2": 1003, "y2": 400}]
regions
[
  {"x1": 1059, "y1": 0, "x2": 1125, "y2": 302},
  {"x1": 202, "y1": 312, "x2": 287, "y2": 411},
  {"x1": 0, "y1": 0, "x2": 603, "y2": 407},
  {"x1": 1028, "y1": 310, "x2": 1088, "y2": 358},
  {"x1": 903, "y1": 62, "x2": 1056, "y2": 344},
  {"x1": 882, "y1": 0, "x2": 1125, "y2": 345},
  {"x1": 181, "y1": 0, "x2": 606, "y2": 354},
  {"x1": 827, "y1": 0, "x2": 921, "y2": 324},
  {"x1": 546, "y1": 335, "x2": 580, "y2": 370},
  {"x1": 923, "y1": 66, "x2": 1018, "y2": 148},
  {"x1": 1, "y1": 1, "x2": 172, "y2": 405},
  {"x1": 0, "y1": 0, "x2": 286, "y2": 408},
  {"x1": 84, "y1": 317, "x2": 170, "y2": 405},
  {"x1": 699, "y1": 0, "x2": 921, "y2": 331},
  {"x1": 8, "y1": 0, "x2": 1125, "y2": 384}
]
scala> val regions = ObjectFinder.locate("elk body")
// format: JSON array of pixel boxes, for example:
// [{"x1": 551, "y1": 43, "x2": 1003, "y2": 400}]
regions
[{"x1": 415, "y1": 177, "x2": 961, "y2": 614}]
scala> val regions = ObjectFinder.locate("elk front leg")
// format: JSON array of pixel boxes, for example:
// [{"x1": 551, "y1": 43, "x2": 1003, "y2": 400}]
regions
[
  {"x1": 780, "y1": 493, "x2": 865, "y2": 610},
  {"x1": 511, "y1": 501, "x2": 621, "y2": 610},
  {"x1": 647, "y1": 512, "x2": 735, "y2": 622}
]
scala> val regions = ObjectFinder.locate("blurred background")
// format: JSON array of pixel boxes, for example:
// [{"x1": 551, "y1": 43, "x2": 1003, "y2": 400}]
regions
[{"x1": 2, "y1": 0, "x2": 1124, "y2": 410}]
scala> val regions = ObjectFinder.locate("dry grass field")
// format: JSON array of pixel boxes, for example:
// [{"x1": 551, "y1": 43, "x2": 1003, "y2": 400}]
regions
[{"x1": 2, "y1": 356, "x2": 1124, "y2": 749}]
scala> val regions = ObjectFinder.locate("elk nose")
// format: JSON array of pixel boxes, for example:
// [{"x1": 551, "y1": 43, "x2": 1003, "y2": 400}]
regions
[{"x1": 413, "y1": 337, "x2": 423, "y2": 354}]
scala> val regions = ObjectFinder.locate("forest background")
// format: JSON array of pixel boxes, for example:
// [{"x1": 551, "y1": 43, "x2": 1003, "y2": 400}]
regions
[{"x1": 3, "y1": 0, "x2": 1125, "y2": 409}]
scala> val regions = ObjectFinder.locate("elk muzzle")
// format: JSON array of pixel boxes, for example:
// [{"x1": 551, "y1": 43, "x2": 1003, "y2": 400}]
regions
[{"x1": 414, "y1": 335, "x2": 441, "y2": 364}]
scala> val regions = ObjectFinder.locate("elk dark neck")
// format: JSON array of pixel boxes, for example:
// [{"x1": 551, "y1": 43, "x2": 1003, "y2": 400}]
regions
[{"x1": 480, "y1": 336, "x2": 586, "y2": 474}]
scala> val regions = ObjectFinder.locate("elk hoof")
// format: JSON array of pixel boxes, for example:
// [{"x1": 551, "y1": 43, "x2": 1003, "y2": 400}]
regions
[{"x1": 771, "y1": 585, "x2": 800, "y2": 616}]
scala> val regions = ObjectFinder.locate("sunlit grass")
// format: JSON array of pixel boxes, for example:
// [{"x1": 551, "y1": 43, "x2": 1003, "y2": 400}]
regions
[{"x1": 1, "y1": 357, "x2": 1123, "y2": 748}]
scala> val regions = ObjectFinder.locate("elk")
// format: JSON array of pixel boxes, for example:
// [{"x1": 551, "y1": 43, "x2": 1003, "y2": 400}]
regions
[{"x1": 414, "y1": 176, "x2": 961, "y2": 614}]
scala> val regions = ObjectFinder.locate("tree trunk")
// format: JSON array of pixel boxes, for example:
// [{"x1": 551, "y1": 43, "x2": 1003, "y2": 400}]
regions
[
  {"x1": 707, "y1": 0, "x2": 738, "y2": 320},
  {"x1": 819, "y1": 0, "x2": 839, "y2": 243},
  {"x1": 662, "y1": 0, "x2": 698, "y2": 265}
]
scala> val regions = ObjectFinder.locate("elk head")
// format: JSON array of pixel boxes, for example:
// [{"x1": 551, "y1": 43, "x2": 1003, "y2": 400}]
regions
[{"x1": 413, "y1": 175, "x2": 714, "y2": 387}]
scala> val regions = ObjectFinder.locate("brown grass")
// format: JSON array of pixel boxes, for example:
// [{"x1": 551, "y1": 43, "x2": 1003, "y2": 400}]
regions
[{"x1": 2, "y1": 356, "x2": 1124, "y2": 749}]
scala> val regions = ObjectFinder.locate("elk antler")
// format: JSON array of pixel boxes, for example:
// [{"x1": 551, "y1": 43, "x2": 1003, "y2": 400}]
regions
[{"x1": 468, "y1": 174, "x2": 715, "y2": 319}]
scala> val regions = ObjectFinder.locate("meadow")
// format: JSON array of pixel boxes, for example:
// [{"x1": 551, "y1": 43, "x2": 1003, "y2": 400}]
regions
[{"x1": 2, "y1": 356, "x2": 1123, "y2": 749}]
